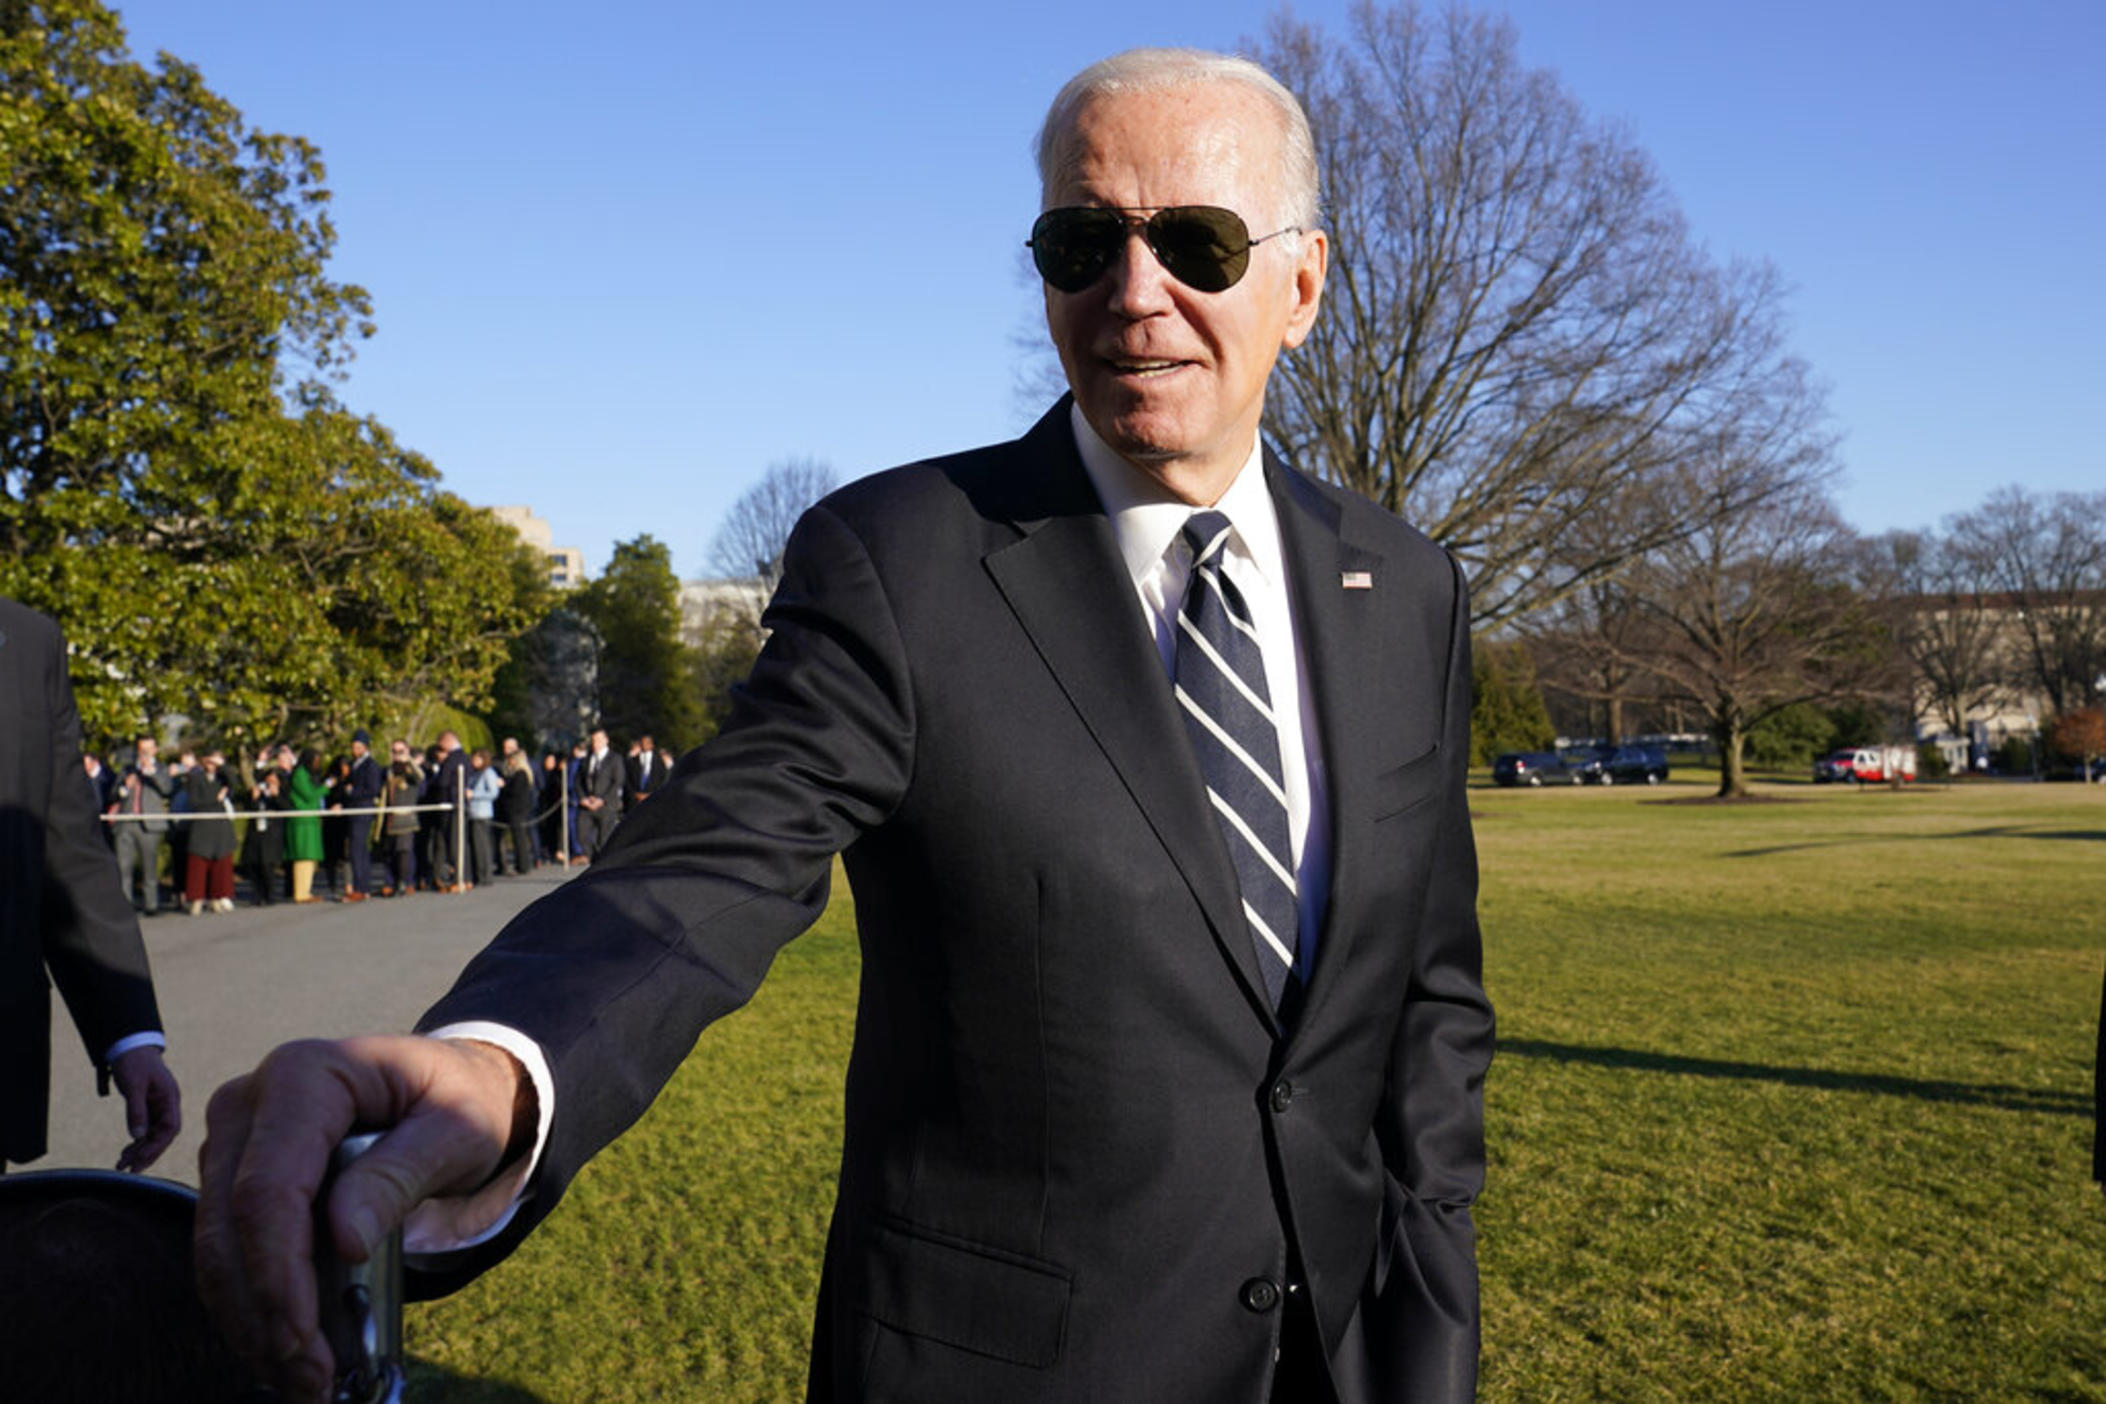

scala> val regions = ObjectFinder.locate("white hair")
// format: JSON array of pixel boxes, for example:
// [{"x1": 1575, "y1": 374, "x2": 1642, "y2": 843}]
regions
[{"x1": 1033, "y1": 47, "x2": 1322, "y2": 233}]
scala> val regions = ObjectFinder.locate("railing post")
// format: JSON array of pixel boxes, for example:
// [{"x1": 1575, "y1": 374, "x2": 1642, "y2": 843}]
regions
[{"x1": 455, "y1": 774, "x2": 468, "y2": 890}]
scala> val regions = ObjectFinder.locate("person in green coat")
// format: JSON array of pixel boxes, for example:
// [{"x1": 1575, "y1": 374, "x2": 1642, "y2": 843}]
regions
[{"x1": 285, "y1": 749, "x2": 327, "y2": 904}]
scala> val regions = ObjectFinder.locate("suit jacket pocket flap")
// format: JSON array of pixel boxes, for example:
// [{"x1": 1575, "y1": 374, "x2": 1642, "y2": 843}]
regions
[
  {"x1": 1372, "y1": 746, "x2": 1442, "y2": 821},
  {"x1": 860, "y1": 1218, "x2": 1070, "y2": 1368}
]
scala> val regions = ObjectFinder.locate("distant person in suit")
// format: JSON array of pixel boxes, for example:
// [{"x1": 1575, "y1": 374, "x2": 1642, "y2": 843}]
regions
[
  {"x1": 627, "y1": 734, "x2": 667, "y2": 808},
  {"x1": 197, "y1": 49, "x2": 1491, "y2": 1404},
  {"x1": 111, "y1": 732, "x2": 174, "y2": 916},
  {"x1": 337, "y1": 730, "x2": 383, "y2": 902},
  {"x1": 81, "y1": 751, "x2": 116, "y2": 845},
  {"x1": 563, "y1": 739, "x2": 588, "y2": 862},
  {"x1": 575, "y1": 727, "x2": 623, "y2": 859},
  {"x1": 428, "y1": 731, "x2": 471, "y2": 891},
  {"x1": 1, "y1": 598, "x2": 181, "y2": 1173}
]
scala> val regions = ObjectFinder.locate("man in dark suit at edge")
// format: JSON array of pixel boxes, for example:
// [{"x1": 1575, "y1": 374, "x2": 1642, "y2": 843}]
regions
[
  {"x1": 196, "y1": 48, "x2": 1493, "y2": 1403},
  {"x1": 1, "y1": 598, "x2": 181, "y2": 1174}
]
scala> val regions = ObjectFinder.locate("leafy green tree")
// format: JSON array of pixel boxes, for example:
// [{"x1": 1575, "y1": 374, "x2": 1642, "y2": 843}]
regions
[
  {"x1": 1743, "y1": 702, "x2": 1832, "y2": 771},
  {"x1": 1469, "y1": 637, "x2": 1555, "y2": 766},
  {"x1": 1, "y1": 2, "x2": 543, "y2": 748},
  {"x1": 571, "y1": 535, "x2": 705, "y2": 753}
]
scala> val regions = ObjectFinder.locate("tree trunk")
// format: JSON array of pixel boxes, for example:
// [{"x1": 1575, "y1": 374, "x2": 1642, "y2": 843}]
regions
[{"x1": 1715, "y1": 720, "x2": 1749, "y2": 799}]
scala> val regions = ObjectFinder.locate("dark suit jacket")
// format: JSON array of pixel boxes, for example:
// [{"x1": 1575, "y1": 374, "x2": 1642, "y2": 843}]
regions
[
  {"x1": 417, "y1": 404, "x2": 1493, "y2": 1402},
  {"x1": 627, "y1": 751, "x2": 665, "y2": 805},
  {"x1": 0, "y1": 599, "x2": 164, "y2": 1163},
  {"x1": 344, "y1": 753, "x2": 384, "y2": 811},
  {"x1": 581, "y1": 748, "x2": 624, "y2": 815}
]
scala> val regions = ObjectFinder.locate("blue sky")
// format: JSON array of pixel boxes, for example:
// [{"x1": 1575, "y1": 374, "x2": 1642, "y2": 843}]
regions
[{"x1": 114, "y1": 1, "x2": 2104, "y2": 579}]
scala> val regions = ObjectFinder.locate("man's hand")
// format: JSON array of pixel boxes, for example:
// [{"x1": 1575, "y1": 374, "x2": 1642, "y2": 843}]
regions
[
  {"x1": 195, "y1": 1035, "x2": 526, "y2": 1404},
  {"x1": 110, "y1": 1044, "x2": 180, "y2": 1172}
]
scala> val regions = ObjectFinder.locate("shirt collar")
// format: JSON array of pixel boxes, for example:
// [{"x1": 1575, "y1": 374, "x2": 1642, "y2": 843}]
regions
[{"x1": 1068, "y1": 403, "x2": 1282, "y2": 589}]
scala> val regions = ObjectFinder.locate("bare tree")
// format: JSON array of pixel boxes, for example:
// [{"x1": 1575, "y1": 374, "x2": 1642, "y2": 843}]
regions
[
  {"x1": 1871, "y1": 529, "x2": 2008, "y2": 739},
  {"x1": 1522, "y1": 478, "x2": 1685, "y2": 742},
  {"x1": 1945, "y1": 487, "x2": 2106, "y2": 718},
  {"x1": 1252, "y1": 2, "x2": 1827, "y2": 628},
  {"x1": 1611, "y1": 447, "x2": 1890, "y2": 799},
  {"x1": 1528, "y1": 574, "x2": 1658, "y2": 744},
  {"x1": 706, "y1": 457, "x2": 838, "y2": 594}
]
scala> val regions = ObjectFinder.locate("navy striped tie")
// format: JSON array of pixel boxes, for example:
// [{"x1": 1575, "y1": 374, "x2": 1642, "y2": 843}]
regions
[{"x1": 1173, "y1": 510, "x2": 1299, "y2": 1008}]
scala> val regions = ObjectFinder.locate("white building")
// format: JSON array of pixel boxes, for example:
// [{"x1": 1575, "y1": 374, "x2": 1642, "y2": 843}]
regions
[{"x1": 488, "y1": 504, "x2": 587, "y2": 589}]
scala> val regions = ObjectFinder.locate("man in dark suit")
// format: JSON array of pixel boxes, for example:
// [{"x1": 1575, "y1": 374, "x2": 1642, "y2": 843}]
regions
[
  {"x1": 196, "y1": 48, "x2": 1492, "y2": 1404},
  {"x1": 337, "y1": 730, "x2": 383, "y2": 902},
  {"x1": 1, "y1": 598, "x2": 181, "y2": 1173},
  {"x1": 575, "y1": 727, "x2": 624, "y2": 859},
  {"x1": 81, "y1": 750, "x2": 116, "y2": 842},
  {"x1": 627, "y1": 734, "x2": 666, "y2": 809},
  {"x1": 429, "y1": 730, "x2": 471, "y2": 891}
]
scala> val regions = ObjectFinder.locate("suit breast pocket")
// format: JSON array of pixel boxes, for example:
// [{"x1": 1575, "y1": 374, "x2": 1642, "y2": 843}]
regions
[{"x1": 1371, "y1": 746, "x2": 1443, "y2": 822}]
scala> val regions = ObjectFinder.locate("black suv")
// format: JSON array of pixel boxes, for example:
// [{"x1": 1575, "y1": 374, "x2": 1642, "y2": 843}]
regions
[
  {"x1": 1597, "y1": 744, "x2": 1670, "y2": 785},
  {"x1": 1559, "y1": 745, "x2": 1615, "y2": 783},
  {"x1": 1493, "y1": 751, "x2": 1576, "y2": 787}
]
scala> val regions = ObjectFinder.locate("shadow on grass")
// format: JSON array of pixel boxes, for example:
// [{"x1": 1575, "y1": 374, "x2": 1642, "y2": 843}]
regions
[
  {"x1": 406, "y1": 1358, "x2": 553, "y2": 1403},
  {"x1": 1501, "y1": 1038, "x2": 2093, "y2": 1116},
  {"x1": 1726, "y1": 824, "x2": 2106, "y2": 858}
]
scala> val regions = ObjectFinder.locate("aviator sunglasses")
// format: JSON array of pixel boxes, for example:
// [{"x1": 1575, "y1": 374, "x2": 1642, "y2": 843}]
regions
[{"x1": 1028, "y1": 205, "x2": 1299, "y2": 294}]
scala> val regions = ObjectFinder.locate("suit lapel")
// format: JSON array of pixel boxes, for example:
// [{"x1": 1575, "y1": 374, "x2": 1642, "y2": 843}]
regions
[
  {"x1": 1266, "y1": 455, "x2": 1388, "y2": 1038},
  {"x1": 982, "y1": 408, "x2": 1278, "y2": 1029}
]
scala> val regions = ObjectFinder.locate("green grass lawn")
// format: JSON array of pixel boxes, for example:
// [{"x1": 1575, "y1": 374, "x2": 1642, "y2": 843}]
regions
[{"x1": 408, "y1": 778, "x2": 2106, "y2": 1401}]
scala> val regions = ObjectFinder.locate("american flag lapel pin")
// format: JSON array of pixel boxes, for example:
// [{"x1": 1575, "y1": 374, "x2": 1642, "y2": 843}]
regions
[{"x1": 1341, "y1": 570, "x2": 1374, "y2": 590}]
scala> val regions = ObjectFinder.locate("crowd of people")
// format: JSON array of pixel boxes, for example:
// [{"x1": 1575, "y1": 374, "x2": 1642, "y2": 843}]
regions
[{"x1": 88, "y1": 725, "x2": 674, "y2": 915}]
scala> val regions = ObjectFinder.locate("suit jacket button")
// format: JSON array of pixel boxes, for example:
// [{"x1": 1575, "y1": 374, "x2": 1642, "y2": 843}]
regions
[
  {"x1": 1269, "y1": 1080, "x2": 1295, "y2": 1113},
  {"x1": 1240, "y1": 1277, "x2": 1281, "y2": 1313}
]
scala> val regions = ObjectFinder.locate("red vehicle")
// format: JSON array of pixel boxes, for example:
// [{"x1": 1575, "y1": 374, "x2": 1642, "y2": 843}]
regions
[{"x1": 1813, "y1": 746, "x2": 1917, "y2": 784}]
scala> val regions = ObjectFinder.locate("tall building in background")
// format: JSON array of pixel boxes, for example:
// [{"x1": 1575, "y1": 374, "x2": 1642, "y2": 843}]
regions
[{"x1": 488, "y1": 505, "x2": 586, "y2": 589}]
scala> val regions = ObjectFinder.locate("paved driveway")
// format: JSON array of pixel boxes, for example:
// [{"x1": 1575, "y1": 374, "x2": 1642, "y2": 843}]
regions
[{"x1": 37, "y1": 868, "x2": 575, "y2": 1184}]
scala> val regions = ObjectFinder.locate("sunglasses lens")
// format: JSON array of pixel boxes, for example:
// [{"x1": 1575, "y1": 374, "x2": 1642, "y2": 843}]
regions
[
  {"x1": 1029, "y1": 206, "x2": 1257, "y2": 293},
  {"x1": 1147, "y1": 207, "x2": 1250, "y2": 292},
  {"x1": 1030, "y1": 209, "x2": 1122, "y2": 294}
]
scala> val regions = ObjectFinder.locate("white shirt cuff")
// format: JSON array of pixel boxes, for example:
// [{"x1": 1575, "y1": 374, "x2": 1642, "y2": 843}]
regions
[
  {"x1": 103, "y1": 1031, "x2": 166, "y2": 1064},
  {"x1": 402, "y1": 1022, "x2": 556, "y2": 1257}
]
